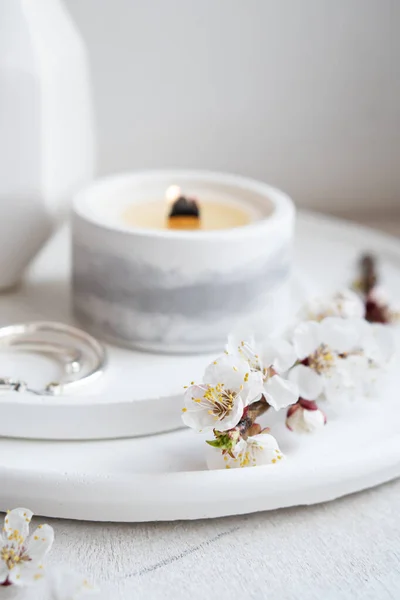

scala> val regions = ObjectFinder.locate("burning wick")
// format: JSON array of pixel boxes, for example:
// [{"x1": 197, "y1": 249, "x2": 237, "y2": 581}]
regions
[{"x1": 166, "y1": 185, "x2": 200, "y2": 230}]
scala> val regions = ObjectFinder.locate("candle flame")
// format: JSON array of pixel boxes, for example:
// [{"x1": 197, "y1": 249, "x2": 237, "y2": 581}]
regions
[{"x1": 165, "y1": 185, "x2": 181, "y2": 204}]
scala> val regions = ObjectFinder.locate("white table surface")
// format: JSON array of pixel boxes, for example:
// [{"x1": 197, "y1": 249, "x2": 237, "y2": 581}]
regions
[
  {"x1": 7, "y1": 478, "x2": 400, "y2": 600},
  {"x1": 2, "y1": 212, "x2": 400, "y2": 600}
]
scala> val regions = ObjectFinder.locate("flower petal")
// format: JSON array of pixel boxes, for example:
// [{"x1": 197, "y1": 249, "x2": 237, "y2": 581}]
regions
[
  {"x1": 302, "y1": 289, "x2": 365, "y2": 321},
  {"x1": 204, "y1": 353, "x2": 248, "y2": 391},
  {"x1": 241, "y1": 371, "x2": 264, "y2": 405},
  {"x1": 286, "y1": 404, "x2": 325, "y2": 433},
  {"x1": 247, "y1": 433, "x2": 284, "y2": 465},
  {"x1": 181, "y1": 407, "x2": 217, "y2": 432},
  {"x1": 369, "y1": 324, "x2": 395, "y2": 365},
  {"x1": 226, "y1": 333, "x2": 256, "y2": 356},
  {"x1": 288, "y1": 364, "x2": 323, "y2": 400},
  {"x1": 303, "y1": 408, "x2": 326, "y2": 430},
  {"x1": 260, "y1": 339, "x2": 297, "y2": 373},
  {"x1": 218, "y1": 395, "x2": 245, "y2": 431},
  {"x1": 181, "y1": 384, "x2": 245, "y2": 432},
  {"x1": 181, "y1": 385, "x2": 219, "y2": 432},
  {"x1": 204, "y1": 353, "x2": 264, "y2": 404},
  {"x1": 263, "y1": 375, "x2": 299, "y2": 410},
  {"x1": 322, "y1": 359, "x2": 363, "y2": 403},
  {"x1": 349, "y1": 318, "x2": 394, "y2": 366},
  {"x1": 333, "y1": 289, "x2": 365, "y2": 318},
  {"x1": 206, "y1": 433, "x2": 284, "y2": 469},
  {"x1": 8, "y1": 562, "x2": 45, "y2": 586},
  {"x1": 3, "y1": 508, "x2": 33, "y2": 546},
  {"x1": 25, "y1": 524, "x2": 54, "y2": 562},
  {"x1": 292, "y1": 321, "x2": 321, "y2": 359},
  {"x1": 319, "y1": 317, "x2": 359, "y2": 353},
  {"x1": 0, "y1": 560, "x2": 9, "y2": 585}
]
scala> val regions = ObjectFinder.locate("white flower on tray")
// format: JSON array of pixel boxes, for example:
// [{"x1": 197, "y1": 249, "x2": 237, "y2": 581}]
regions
[
  {"x1": 0, "y1": 508, "x2": 54, "y2": 587},
  {"x1": 352, "y1": 318, "x2": 396, "y2": 395},
  {"x1": 227, "y1": 336, "x2": 299, "y2": 410},
  {"x1": 301, "y1": 288, "x2": 365, "y2": 322},
  {"x1": 48, "y1": 566, "x2": 98, "y2": 599},
  {"x1": 206, "y1": 432, "x2": 284, "y2": 470},
  {"x1": 181, "y1": 353, "x2": 264, "y2": 432},
  {"x1": 286, "y1": 399, "x2": 326, "y2": 433},
  {"x1": 354, "y1": 318, "x2": 395, "y2": 367},
  {"x1": 288, "y1": 316, "x2": 395, "y2": 402}
]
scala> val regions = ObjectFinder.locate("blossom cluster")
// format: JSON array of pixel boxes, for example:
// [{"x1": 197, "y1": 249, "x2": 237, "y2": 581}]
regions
[
  {"x1": 0, "y1": 508, "x2": 96, "y2": 597},
  {"x1": 182, "y1": 287, "x2": 395, "y2": 470}
]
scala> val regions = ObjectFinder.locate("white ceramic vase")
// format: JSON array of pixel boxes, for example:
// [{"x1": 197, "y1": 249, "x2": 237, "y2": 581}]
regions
[{"x1": 0, "y1": 0, "x2": 94, "y2": 289}]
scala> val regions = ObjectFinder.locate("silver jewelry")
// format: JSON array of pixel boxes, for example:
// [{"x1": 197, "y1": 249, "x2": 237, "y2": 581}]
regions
[
  {"x1": 10, "y1": 340, "x2": 83, "y2": 375},
  {"x1": 0, "y1": 322, "x2": 106, "y2": 395}
]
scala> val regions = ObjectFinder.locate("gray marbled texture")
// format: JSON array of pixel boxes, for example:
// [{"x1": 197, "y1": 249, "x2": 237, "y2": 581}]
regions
[
  {"x1": 72, "y1": 242, "x2": 291, "y2": 351},
  {"x1": 72, "y1": 243, "x2": 290, "y2": 317}
]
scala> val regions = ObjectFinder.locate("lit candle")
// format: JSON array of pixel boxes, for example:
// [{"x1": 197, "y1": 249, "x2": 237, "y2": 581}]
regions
[
  {"x1": 72, "y1": 170, "x2": 295, "y2": 354},
  {"x1": 121, "y1": 185, "x2": 252, "y2": 231}
]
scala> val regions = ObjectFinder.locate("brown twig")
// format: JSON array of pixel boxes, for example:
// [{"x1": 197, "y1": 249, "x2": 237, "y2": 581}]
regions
[
  {"x1": 359, "y1": 254, "x2": 378, "y2": 296},
  {"x1": 356, "y1": 254, "x2": 392, "y2": 323},
  {"x1": 235, "y1": 397, "x2": 270, "y2": 439},
  {"x1": 210, "y1": 396, "x2": 270, "y2": 453}
]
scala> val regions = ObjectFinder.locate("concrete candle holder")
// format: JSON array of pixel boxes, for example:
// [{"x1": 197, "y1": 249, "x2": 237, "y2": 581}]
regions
[{"x1": 72, "y1": 170, "x2": 295, "y2": 354}]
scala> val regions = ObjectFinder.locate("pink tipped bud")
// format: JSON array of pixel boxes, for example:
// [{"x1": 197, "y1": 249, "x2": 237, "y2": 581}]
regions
[{"x1": 286, "y1": 400, "x2": 326, "y2": 433}]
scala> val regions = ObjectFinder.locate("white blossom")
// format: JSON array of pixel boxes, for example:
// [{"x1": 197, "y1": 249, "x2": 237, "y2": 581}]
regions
[
  {"x1": 182, "y1": 353, "x2": 264, "y2": 432},
  {"x1": 0, "y1": 508, "x2": 54, "y2": 587},
  {"x1": 288, "y1": 317, "x2": 395, "y2": 402},
  {"x1": 353, "y1": 319, "x2": 395, "y2": 367},
  {"x1": 206, "y1": 432, "x2": 284, "y2": 469},
  {"x1": 288, "y1": 317, "x2": 364, "y2": 401},
  {"x1": 350, "y1": 319, "x2": 396, "y2": 395},
  {"x1": 226, "y1": 336, "x2": 299, "y2": 410},
  {"x1": 301, "y1": 289, "x2": 365, "y2": 322}
]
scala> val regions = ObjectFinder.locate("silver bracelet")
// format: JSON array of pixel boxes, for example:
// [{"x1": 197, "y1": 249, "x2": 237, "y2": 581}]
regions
[{"x1": 0, "y1": 322, "x2": 106, "y2": 395}]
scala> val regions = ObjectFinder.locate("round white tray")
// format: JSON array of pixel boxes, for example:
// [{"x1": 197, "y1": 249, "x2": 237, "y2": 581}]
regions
[
  {"x1": 1, "y1": 212, "x2": 400, "y2": 522},
  {"x1": 0, "y1": 228, "x2": 219, "y2": 439},
  {"x1": 0, "y1": 225, "x2": 305, "y2": 441}
]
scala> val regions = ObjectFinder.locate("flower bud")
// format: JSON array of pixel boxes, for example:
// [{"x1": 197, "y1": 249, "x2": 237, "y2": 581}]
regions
[{"x1": 286, "y1": 399, "x2": 326, "y2": 433}]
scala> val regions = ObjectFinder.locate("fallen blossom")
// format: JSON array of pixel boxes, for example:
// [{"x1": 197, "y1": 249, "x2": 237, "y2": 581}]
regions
[{"x1": 0, "y1": 508, "x2": 54, "y2": 587}]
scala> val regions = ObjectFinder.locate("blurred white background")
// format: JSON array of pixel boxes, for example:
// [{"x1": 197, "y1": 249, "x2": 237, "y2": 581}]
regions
[{"x1": 66, "y1": 0, "x2": 400, "y2": 214}]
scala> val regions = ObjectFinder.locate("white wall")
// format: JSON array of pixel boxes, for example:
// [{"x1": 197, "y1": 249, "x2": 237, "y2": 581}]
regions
[{"x1": 66, "y1": 0, "x2": 400, "y2": 211}]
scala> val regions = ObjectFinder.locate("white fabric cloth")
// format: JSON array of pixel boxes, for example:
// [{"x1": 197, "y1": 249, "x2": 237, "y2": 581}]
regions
[{"x1": 4, "y1": 479, "x2": 399, "y2": 600}]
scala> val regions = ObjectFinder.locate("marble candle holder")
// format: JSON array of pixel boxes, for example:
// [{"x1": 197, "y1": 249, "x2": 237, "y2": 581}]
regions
[{"x1": 72, "y1": 170, "x2": 295, "y2": 354}]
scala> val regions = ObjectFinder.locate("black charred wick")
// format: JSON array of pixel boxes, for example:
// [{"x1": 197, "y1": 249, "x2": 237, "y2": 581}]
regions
[
  {"x1": 168, "y1": 196, "x2": 200, "y2": 219},
  {"x1": 167, "y1": 196, "x2": 201, "y2": 230}
]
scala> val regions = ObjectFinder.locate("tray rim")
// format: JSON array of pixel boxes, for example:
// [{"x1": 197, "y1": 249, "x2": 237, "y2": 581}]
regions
[
  {"x1": 0, "y1": 210, "x2": 399, "y2": 438},
  {"x1": 1, "y1": 211, "x2": 400, "y2": 522}
]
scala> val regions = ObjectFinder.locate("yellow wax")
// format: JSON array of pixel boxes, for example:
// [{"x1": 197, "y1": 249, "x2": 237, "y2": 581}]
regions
[{"x1": 122, "y1": 200, "x2": 252, "y2": 231}]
